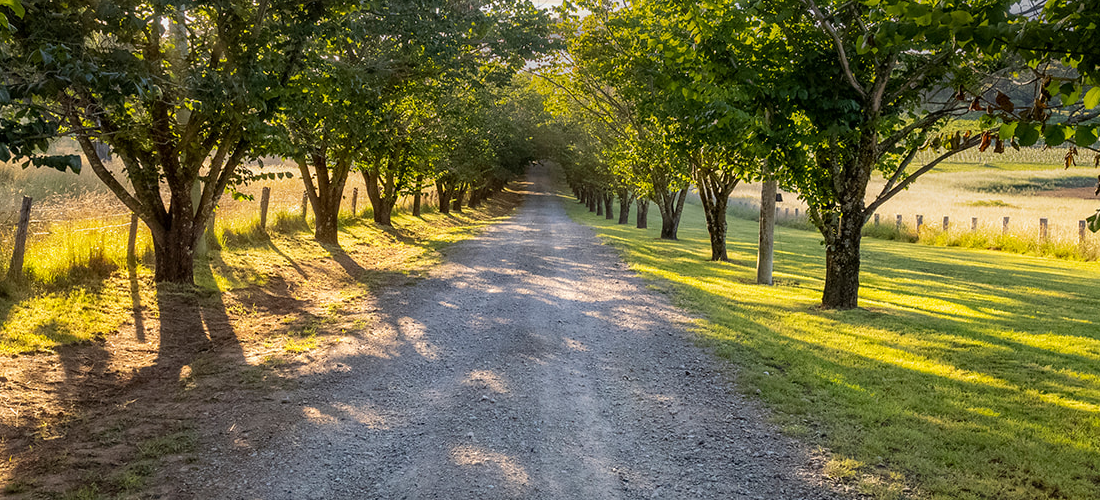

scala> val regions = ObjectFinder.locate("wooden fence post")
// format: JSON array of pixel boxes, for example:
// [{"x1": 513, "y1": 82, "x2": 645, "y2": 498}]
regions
[
  {"x1": 127, "y1": 213, "x2": 139, "y2": 264},
  {"x1": 1081, "y1": 220, "x2": 1088, "y2": 245},
  {"x1": 259, "y1": 186, "x2": 271, "y2": 232},
  {"x1": 7, "y1": 196, "x2": 32, "y2": 282},
  {"x1": 896, "y1": 214, "x2": 903, "y2": 231},
  {"x1": 874, "y1": 213, "x2": 880, "y2": 226},
  {"x1": 351, "y1": 188, "x2": 358, "y2": 216},
  {"x1": 1039, "y1": 218, "x2": 1048, "y2": 241},
  {"x1": 301, "y1": 191, "x2": 309, "y2": 220},
  {"x1": 1003, "y1": 216, "x2": 1010, "y2": 234},
  {"x1": 916, "y1": 215, "x2": 923, "y2": 233},
  {"x1": 943, "y1": 216, "x2": 949, "y2": 232},
  {"x1": 971, "y1": 217, "x2": 978, "y2": 231}
]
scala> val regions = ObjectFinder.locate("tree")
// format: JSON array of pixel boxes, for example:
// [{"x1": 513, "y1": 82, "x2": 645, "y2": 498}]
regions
[
  {"x1": 0, "y1": 0, "x2": 325, "y2": 283},
  {"x1": 276, "y1": 13, "x2": 380, "y2": 244},
  {"x1": 776, "y1": 0, "x2": 1014, "y2": 308},
  {"x1": 546, "y1": 5, "x2": 695, "y2": 239},
  {"x1": 353, "y1": 0, "x2": 552, "y2": 224}
]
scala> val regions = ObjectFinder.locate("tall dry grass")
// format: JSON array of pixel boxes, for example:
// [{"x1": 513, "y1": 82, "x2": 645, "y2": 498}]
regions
[
  {"x1": 2, "y1": 154, "x2": 442, "y2": 285},
  {"x1": 728, "y1": 154, "x2": 1100, "y2": 261}
]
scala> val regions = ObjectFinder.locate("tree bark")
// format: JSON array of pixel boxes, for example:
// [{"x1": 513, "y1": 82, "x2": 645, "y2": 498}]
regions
[
  {"x1": 595, "y1": 190, "x2": 604, "y2": 216},
  {"x1": 636, "y1": 199, "x2": 649, "y2": 229},
  {"x1": 821, "y1": 212, "x2": 864, "y2": 309},
  {"x1": 655, "y1": 188, "x2": 688, "y2": 240},
  {"x1": 298, "y1": 154, "x2": 351, "y2": 245},
  {"x1": 363, "y1": 168, "x2": 397, "y2": 227},
  {"x1": 313, "y1": 203, "x2": 340, "y2": 243},
  {"x1": 452, "y1": 184, "x2": 466, "y2": 213},
  {"x1": 757, "y1": 177, "x2": 777, "y2": 285},
  {"x1": 811, "y1": 124, "x2": 877, "y2": 309},
  {"x1": 695, "y1": 166, "x2": 738, "y2": 262},
  {"x1": 604, "y1": 192, "x2": 614, "y2": 220},
  {"x1": 412, "y1": 174, "x2": 423, "y2": 217},
  {"x1": 468, "y1": 187, "x2": 482, "y2": 208},
  {"x1": 151, "y1": 192, "x2": 198, "y2": 283},
  {"x1": 616, "y1": 190, "x2": 634, "y2": 224},
  {"x1": 437, "y1": 180, "x2": 452, "y2": 215}
]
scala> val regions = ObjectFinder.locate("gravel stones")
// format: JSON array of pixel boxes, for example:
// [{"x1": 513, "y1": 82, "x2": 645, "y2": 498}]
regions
[{"x1": 175, "y1": 164, "x2": 846, "y2": 500}]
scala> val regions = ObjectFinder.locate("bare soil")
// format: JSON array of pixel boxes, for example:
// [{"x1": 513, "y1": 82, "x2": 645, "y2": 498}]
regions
[{"x1": 3, "y1": 164, "x2": 849, "y2": 499}]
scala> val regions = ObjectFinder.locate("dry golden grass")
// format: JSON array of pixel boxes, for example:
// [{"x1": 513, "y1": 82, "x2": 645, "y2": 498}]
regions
[
  {"x1": 2, "y1": 154, "x2": 439, "y2": 280},
  {"x1": 731, "y1": 154, "x2": 1100, "y2": 253}
]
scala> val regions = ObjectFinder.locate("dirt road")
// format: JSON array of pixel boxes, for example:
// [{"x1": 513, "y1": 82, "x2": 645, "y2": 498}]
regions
[{"x1": 179, "y1": 164, "x2": 842, "y2": 499}]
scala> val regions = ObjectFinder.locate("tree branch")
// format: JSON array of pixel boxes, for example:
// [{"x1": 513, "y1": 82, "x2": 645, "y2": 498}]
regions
[
  {"x1": 801, "y1": 0, "x2": 868, "y2": 100},
  {"x1": 866, "y1": 135, "x2": 982, "y2": 214}
]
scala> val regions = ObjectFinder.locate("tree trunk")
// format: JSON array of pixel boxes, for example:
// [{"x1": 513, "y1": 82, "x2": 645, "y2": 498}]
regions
[
  {"x1": 412, "y1": 174, "x2": 423, "y2": 217},
  {"x1": 595, "y1": 191, "x2": 604, "y2": 216},
  {"x1": 314, "y1": 203, "x2": 340, "y2": 244},
  {"x1": 757, "y1": 177, "x2": 777, "y2": 284},
  {"x1": 364, "y1": 170, "x2": 390, "y2": 226},
  {"x1": 636, "y1": 199, "x2": 648, "y2": 229},
  {"x1": 437, "y1": 180, "x2": 451, "y2": 215},
  {"x1": 821, "y1": 213, "x2": 864, "y2": 309},
  {"x1": 452, "y1": 184, "x2": 466, "y2": 213},
  {"x1": 656, "y1": 188, "x2": 688, "y2": 240},
  {"x1": 151, "y1": 199, "x2": 198, "y2": 283},
  {"x1": 617, "y1": 191, "x2": 633, "y2": 224},
  {"x1": 299, "y1": 155, "x2": 350, "y2": 245},
  {"x1": 469, "y1": 187, "x2": 482, "y2": 208},
  {"x1": 604, "y1": 192, "x2": 614, "y2": 220},
  {"x1": 697, "y1": 172, "x2": 735, "y2": 262},
  {"x1": 587, "y1": 188, "x2": 597, "y2": 212}
]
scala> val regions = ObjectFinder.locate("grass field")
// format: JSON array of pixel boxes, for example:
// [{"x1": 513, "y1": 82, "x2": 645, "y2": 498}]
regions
[
  {"x1": 0, "y1": 157, "x2": 452, "y2": 356},
  {"x1": 731, "y1": 153, "x2": 1100, "y2": 260},
  {"x1": 566, "y1": 190, "x2": 1100, "y2": 499}
]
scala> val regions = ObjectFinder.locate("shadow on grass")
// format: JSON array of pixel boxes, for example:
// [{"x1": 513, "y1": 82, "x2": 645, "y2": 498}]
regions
[{"x1": 574, "y1": 196, "x2": 1100, "y2": 499}]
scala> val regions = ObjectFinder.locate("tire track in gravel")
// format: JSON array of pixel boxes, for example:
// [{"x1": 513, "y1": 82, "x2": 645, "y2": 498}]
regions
[{"x1": 180, "y1": 163, "x2": 845, "y2": 500}]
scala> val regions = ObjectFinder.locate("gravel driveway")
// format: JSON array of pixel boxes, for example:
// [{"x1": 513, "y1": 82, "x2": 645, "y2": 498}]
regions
[{"x1": 180, "y1": 163, "x2": 843, "y2": 499}]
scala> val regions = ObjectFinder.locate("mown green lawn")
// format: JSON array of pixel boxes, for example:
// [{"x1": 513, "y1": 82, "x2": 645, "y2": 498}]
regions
[{"x1": 565, "y1": 194, "x2": 1100, "y2": 500}]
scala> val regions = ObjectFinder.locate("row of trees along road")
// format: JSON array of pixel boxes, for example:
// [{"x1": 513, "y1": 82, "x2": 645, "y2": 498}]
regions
[
  {"x1": 0, "y1": 0, "x2": 555, "y2": 284},
  {"x1": 543, "y1": 0, "x2": 1100, "y2": 309}
]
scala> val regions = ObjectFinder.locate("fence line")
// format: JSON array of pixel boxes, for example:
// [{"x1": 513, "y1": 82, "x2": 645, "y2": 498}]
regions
[
  {"x1": 731, "y1": 199, "x2": 1095, "y2": 246},
  {"x1": 5, "y1": 184, "x2": 453, "y2": 279}
]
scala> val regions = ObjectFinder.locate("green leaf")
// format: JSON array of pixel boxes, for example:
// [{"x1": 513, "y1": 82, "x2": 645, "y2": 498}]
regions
[
  {"x1": 998, "y1": 122, "x2": 1017, "y2": 141},
  {"x1": 1084, "y1": 87, "x2": 1100, "y2": 109},
  {"x1": 856, "y1": 35, "x2": 870, "y2": 55},
  {"x1": 1015, "y1": 123, "x2": 1040, "y2": 147},
  {"x1": 1088, "y1": 211, "x2": 1100, "y2": 233},
  {"x1": 949, "y1": 10, "x2": 973, "y2": 25},
  {"x1": 1060, "y1": 82, "x2": 1081, "y2": 105},
  {"x1": 0, "y1": 0, "x2": 24, "y2": 18},
  {"x1": 1076, "y1": 126, "x2": 1099, "y2": 147},
  {"x1": 884, "y1": 1, "x2": 908, "y2": 17},
  {"x1": 1044, "y1": 124, "x2": 1068, "y2": 146}
]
